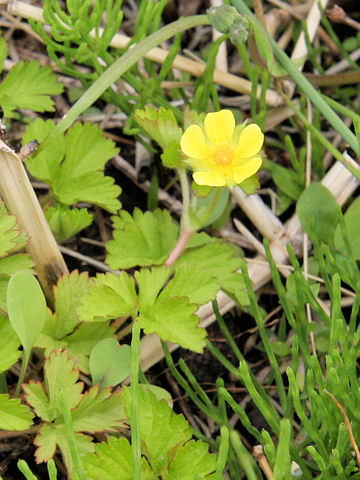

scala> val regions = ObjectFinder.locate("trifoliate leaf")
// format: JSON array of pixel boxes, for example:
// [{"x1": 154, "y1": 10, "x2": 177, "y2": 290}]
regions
[
  {"x1": 168, "y1": 440, "x2": 217, "y2": 479},
  {"x1": 45, "y1": 350, "x2": 83, "y2": 417},
  {"x1": 0, "y1": 202, "x2": 28, "y2": 258},
  {"x1": 71, "y1": 386, "x2": 126, "y2": 431},
  {"x1": 77, "y1": 272, "x2": 138, "y2": 322},
  {"x1": 84, "y1": 436, "x2": 157, "y2": 480},
  {"x1": 46, "y1": 205, "x2": 93, "y2": 243},
  {"x1": 138, "y1": 296, "x2": 206, "y2": 353},
  {"x1": 134, "y1": 106, "x2": 182, "y2": 149},
  {"x1": 0, "y1": 314, "x2": 20, "y2": 373},
  {"x1": 106, "y1": 209, "x2": 178, "y2": 269},
  {"x1": 50, "y1": 122, "x2": 121, "y2": 212},
  {"x1": 23, "y1": 120, "x2": 121, "y2": 213},
  {"x1": 158, "y1": 263, "x2": 219, "y2": 305},
  {"x1": 90, "y1": 339, "x2": 131, "y2": 388},
  {"x1": 0, "y1": 61, "x2": 63, "y2": 117},
  {"x1": 135, "y1": 267, "x2": 207, "y2": 351},
  {"x1": 0, "y1": 394, "x2": 33, "y2": 431},
  {"x1": 53, "y1": 271, "x2": 91, "y2": 338}
]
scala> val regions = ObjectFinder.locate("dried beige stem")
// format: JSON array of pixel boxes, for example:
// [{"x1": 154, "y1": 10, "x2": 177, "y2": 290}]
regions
[
  {"x1": 7, "y1": 0, "x2": 283, "y2": 106},
  {"x1": 0, "y1": 141, "x2": 68, "y2": 303}
]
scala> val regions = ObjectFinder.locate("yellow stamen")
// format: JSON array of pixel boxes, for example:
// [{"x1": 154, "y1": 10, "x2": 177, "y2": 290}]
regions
[{"x1": 212, "y1": 144, "x2": 235, "y2": 166}]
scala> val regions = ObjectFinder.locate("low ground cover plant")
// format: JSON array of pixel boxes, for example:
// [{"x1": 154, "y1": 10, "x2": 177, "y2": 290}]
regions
[{"x1": 0, "y1": 0, "x2": 360, "y2": 479}]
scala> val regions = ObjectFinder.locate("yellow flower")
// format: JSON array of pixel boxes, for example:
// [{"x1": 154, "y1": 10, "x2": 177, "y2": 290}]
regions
[{"x1": 180, "y1": 110, "x2": 264, "y2": 187}]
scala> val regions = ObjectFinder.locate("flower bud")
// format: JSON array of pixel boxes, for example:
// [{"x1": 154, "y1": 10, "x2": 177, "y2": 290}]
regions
[
  {"x1": 206, "y1": 5, "x2": 240, "y2": 34},
  {"x1": 229, "y1": 16, "x2": 250, "y2": 45}
]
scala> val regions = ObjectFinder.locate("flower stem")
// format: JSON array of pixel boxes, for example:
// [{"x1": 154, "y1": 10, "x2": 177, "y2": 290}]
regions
[
  {"x1": 165, "y1": 169, "x2": 195, "y2": 267},
  {"x1": 165, "y1": 228, "x2": 194, "y2": 267}
]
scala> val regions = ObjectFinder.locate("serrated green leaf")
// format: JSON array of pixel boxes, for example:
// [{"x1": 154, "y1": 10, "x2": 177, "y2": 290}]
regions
[
  {"x1": 63, "y1": 123, "x2": 119, "y2": 177},
  {"x1": 65, "y1": 322, "x2": 115, "y2": 374},
  {"x1": 23, "y1": 118, "x2": 65, "y2": 182},
  {"x1": 0, "y1": 61, "x2": 63, "y2": 117},
  {"x1": 90, "y1": 339, "x2": 131, "y2": 388},
  {"x1": 0, "y1": 314, "x2": 20, "y2": 373},
  {"x1": 45, "y1": 351, "x2": 83, "y2": 417},
  {"x1": 7, "y1": 271, "x2": 48, "y2": 357},
  {"x1": 34, "y1": 423, "x2": 94, "y2": 465},
  {"x1": 135, "y1": 267, "x2": 172, "y2": 311},
  {"x1": 122, "y1": 387, "x2": 191, "y2": 474},
  {"x1": 54, "y1": 170, "x2": 121, "y2": 213},
  {"x1": 71, "y1": 386, "x2": 126, "y2": 431},
  {"x1": 168, "y1": 440, "x2": 217, "y2": 479},
  {"x1": 297, "y1": 182, "x2": 340, "y2": 244},
  {"x1": 139, "y1": 384, "x2": 173, "y2": 408},
  {"x1": 34, "y1": 423, "x2": 57, "y2": 463},
  {"x1": 23, "y1": 381, "x2": 52, "y2": 422},
  {"x1": 50, "y1": 123, "x2": 121, "y2": 213},
  {"x1": 335, "y1": 196, "x2": 360, "y2": 259},
  {"x1": 23, "y1": 120, "x2": 121, "y2": 213},
  {"x1": 0, "y1": 254, "x2": 33, "y2": 276},
  {"x1": 138, "y1": 296, "x2": 206, "y2": 352},
  {"x1": 53, "y1": 271, "x2": 91, "y2": 338},
  {"x1": 77, "y1": 272, "x2": 138, "y2": 322},
  {"x1": 161, "y1": 141, "x2": 184, "y2": 168},
  {"x1": 159, "y1": 263, "x2": 219, "y2": 305},
  {"x1": 106, "y1": 209, "x2": 178, "y2": 269},
  {"x1": 134, "y1": 106, "x2": 182, "y2": 149},
  {"x1": 84, "y1": 436, "x2": 157, "y2": 480},
  {"x1": 177, "y1": 241, "x2": 248, "y2": 305},
  {"x1": 46, "y1": 206, "x2": 93, "y2": 243},
  {"x1": 0, "y1": 202, "x2": 28, "y2": 258},
  {"x1": 0, "y1": 394, "x2": 33, "y2": 430}
]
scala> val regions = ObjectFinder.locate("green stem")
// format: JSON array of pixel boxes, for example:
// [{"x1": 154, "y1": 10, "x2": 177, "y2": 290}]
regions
[
  {"x1": 164, "y1": 169, "x2": 195, "y2": 267},
  {"x1": 178, "y1": 168, "x2": 190, "y2": 228},
  {"x1": 130, "y1": 321, "x2": 142, "y2": 480},
  {"x1": 15, "y1": 351, "x2": 29, "y2": 397},
  {"x1": 231, "y1": 0, "x2": 360, "y2": 156},
  {"x1": 43, "y1": 15, "x2": 210, "y2": 147},
  {"x1": 58, "y1": 393, "x2": 86, "y2": 480}
]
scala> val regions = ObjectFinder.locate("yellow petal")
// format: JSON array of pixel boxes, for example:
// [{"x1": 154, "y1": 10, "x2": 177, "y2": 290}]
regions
[
  {"x1": 236, "y1": 124, "x2": 264, "y2": 158},
  {"x1": 204, "y1": 110, "x2": 235, "y2": 144},
  {"x1": 193, "y1": 171, "x2": 226, "y2": 187},
  {"x1": 180, "y1": 125, "x2": 209, "y2": 159},
  {"x1": 233, "y1": 156, "x2": 262, "y2": 184}
]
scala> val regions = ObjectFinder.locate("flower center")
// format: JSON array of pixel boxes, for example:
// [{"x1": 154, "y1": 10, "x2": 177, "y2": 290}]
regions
[{"x1": 212, "y1": 144, "x2": 235, "y2": 166}]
